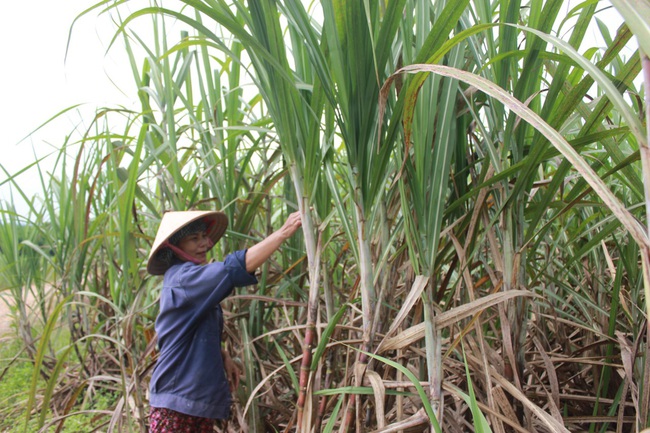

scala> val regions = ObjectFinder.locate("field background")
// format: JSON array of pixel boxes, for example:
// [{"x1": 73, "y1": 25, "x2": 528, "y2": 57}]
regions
[{"x1": 1, "y1": 0, "x2": 650, "y2": 432}]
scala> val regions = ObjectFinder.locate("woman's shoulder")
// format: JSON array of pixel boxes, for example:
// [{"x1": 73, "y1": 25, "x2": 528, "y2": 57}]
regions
[
  {"x1": 163, "y1": 250, "x2": 251, "y2": 287},
  {"x1": 168, "y1": 260, "x2": 228, "y2": 286}
]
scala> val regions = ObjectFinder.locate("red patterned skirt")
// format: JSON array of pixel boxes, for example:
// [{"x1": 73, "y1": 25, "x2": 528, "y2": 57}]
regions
[{"x1": 149, "y1": 407, "x2": 215, "y2": 432}]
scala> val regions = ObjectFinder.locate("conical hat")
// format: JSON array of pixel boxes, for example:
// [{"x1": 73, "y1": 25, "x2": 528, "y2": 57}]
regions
[{"x1": 146, "y1": 210, "x2": 228, "y2": 275}]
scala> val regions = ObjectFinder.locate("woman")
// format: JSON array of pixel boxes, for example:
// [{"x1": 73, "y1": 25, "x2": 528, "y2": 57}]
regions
[{"x1": 146, "y1": 209, "x2": 302, "y2": 432}]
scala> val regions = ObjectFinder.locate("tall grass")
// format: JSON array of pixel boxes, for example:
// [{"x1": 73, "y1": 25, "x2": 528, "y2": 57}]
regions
[{"x1": 0, "y1": 0, "x2": 647, "y2": 431}]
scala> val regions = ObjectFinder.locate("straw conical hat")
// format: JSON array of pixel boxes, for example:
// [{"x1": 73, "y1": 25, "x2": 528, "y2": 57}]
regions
[{"x1": 147, "y1": 210, "x2": 228, "y2": 275}]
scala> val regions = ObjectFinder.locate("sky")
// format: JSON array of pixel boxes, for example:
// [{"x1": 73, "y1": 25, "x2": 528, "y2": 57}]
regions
[
  {"x1": 0, "y1": 2, "x2": 139, "y2": 143},
  {"x1": 0, "y1": 1, "x2": 136, "y2": 211},
  {"x1": 0, "y1": 1, "x2": 633, "y2": 215}
]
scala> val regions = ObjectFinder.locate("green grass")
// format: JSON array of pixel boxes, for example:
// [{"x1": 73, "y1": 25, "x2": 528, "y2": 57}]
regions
[
  {"x1": 0, "y1": 337, "x2": 34, "y2": 432},
  {"x1": 0, "y1": 334, "x2": 122, "y2": 433}
]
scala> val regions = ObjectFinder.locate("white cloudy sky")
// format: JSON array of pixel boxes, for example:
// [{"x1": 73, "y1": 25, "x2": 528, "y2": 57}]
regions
[
  {"x1": 1, "y1": 3, "x2": 132, "y2": 151},
  {"x1": 0, "y1": 1, "x2": 138, "y2": 210},
  {"x1": 0, "y1": 1, "x2": 632, "y2": 212}
]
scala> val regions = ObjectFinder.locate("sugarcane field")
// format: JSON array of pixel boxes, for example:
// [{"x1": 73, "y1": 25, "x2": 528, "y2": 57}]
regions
[{"x1": 0, "y1": 0, "x2": 649, "y2": 432}]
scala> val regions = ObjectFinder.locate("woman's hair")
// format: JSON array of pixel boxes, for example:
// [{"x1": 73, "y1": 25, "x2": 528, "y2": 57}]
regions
[{"x1": 156, "y1": 219, "x2": 208, "y2": 265}]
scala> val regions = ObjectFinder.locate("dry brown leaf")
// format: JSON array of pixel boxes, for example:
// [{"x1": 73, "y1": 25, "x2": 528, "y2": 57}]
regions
[
  {"x1": 366, "y1": 370, "x2": 386, "y2": 428},
  {"x1": 380, "y1": 290, "x2": 537, "y2": 352},
  {"x1": 444, "y1": 382, "x2": 529, "y2": 433},
  {"x1": 532, "y1": 336, "x2": 562, "y2": 421},
  {"x1": 369, "y1": 407, "x2": 429, "y2": 433},
  {"x1": 489, "y1": 366, "x2": 572, "y2": 433},
  {"x1": 492, "y1": 385, "x2": 519, "y2": 425},
  {"x1": 376, "y1": 275, "x2": 429, "y2": 352},
  {"x1": 616, "y1": 331, "x2": 639, "y2": 410}
]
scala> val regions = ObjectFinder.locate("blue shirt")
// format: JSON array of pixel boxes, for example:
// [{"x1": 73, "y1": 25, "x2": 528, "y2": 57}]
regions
[{"x1": 149, "y1": 249, "x2": 258, "y2": 419}]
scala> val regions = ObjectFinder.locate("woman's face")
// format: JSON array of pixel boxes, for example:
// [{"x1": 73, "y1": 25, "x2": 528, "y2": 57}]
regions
[{"x1": 177, "y1": 231, "x2": 210, "y2": 264}]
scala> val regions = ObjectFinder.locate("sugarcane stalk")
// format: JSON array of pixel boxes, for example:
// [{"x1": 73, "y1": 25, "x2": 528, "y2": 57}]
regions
[
  {"x1": 291, "y1": 166, "x2": 322, "y2": 431},
  {"x1": 315, "y1": 350, "x2": 335, "y2": 433},
  {"x1": 315, "y1": 261, "x2": 336, "y2": 433},
  {"x1": 340, "y1": 201, "x2": 376, "y2": 432},
  {"x1": 639, "y1": 49, "x2": 650, "y2": 428}
]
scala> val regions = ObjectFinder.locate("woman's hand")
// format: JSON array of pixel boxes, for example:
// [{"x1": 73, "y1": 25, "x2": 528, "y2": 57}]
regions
[
  {"x1": 245, "y1": 211, "x2": 303, "y2": 272},
  {"x1": 277, "y1": 211, "x2": 303, "y2": 241}
]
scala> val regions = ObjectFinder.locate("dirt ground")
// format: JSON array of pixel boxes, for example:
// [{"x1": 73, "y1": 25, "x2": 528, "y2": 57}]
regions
[
  {"x1": 0, "y1": 289, "x2": 48, "y2": 338},
  {"x1": 0, "y1": 294, "x2": 15, "y2": 337}
]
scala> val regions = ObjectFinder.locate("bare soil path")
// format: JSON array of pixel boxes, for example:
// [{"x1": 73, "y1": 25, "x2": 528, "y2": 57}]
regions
[
  {"x1": 0, "y1": 289, "x2": 49, "y2": 338},
  {"x1": 0, "y1": 294, "x2": 15, "y2": 337}
]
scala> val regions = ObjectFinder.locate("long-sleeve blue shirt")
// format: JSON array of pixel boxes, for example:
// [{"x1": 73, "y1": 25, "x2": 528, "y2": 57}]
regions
[{"x1": 149, "y1": 249, "x2": 257, "y2": 419}]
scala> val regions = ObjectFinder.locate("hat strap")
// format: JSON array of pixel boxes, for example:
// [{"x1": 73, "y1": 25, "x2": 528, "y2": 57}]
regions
[
  {"x1": 200, "y1": 218, "x2": 216, "y2": 250},
  {"x1": 162, "y1": 241, "x2": 204, "y2": 265},
  {"x1": 205, "y1": 218, "x2": 218, "y2": 238}
]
